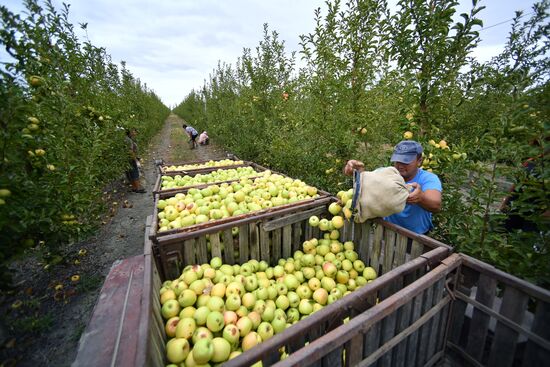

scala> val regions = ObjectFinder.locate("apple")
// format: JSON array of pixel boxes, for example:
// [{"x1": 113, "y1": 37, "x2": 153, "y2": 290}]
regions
[
  {"x1": 236, "y1": 316, "x2": 253, "y2": 337},
  {"x1": 242, "y1": 331, "x2": 262, "y2": 351},
  {"x1": 308, "y1": 277, "x2": 321, "y2": 291},
  {"x1": 210, "y1": 256, "x2": 222, "y2": 269},
  {"x1": 275, "y1": 295, "x2": 290, "y2": 310},
  {"x1": 248, "y1": 311, "x2": 262, "y2": 329},
  {"x1": 162, "y1": 299, "x2": 181, "y2": 320},
  {"x1": 313, "y1": 288, "x2": 329, "y2": 305},
  {"x1": 322, "y1": 262, "x2": 337, "y2": 278},
  {"x1": 296, "y1": 284, "x2": 312, "y2": 300},
  {"x1": 363, "y1": 267, "x2": 377, "y2": 280},
  {"x1": 207, "y1": 296, "x2": 225, "y2": 312},
  {"x1": 283, "y1": 274, "x2": 300, "y2": 291},
  {"x1": 222, "y1": 323, "x2": 240, "y2": 345},
  {"x1": 176, "y1": 317, "x2": 196, "y2": 339},
  {"x1": 166, "y1": 337, "x2": 190, "y2": 363},
  {"x1": 165, "y1": 316, "x2": 180, "y2": 338},
  {"x1": 271, "y1": 314, "x2": 287, "y2": 334},
  {"x1": 192, "y1": 327, "x2": 213, "y2": 345},
  {"x1": 178, "y1": 289, "x2": 197, "y2": 308},
  {"x1": 257, "y1": 321, "x2": 274, "y2": 341},
  {"x1": 160, "y1": 289, "x2": 176, "y2": 304},
  {"x1": 328, "y1": 202, "x2": 342, "y2": 215},
  {"x1": 331, "y1": 216, "x2": 344, "y2": 229},
  {"x1": 193, "y1": 306, "x2": 210, "y2": 326},
  {"x1": 206, "y1": 311, "x2": 225, "y2": 332},
  {"x1": 193, "y1": 338, "x2": 214, "y2": 364},
  {"x1": 321, "y1": 277, "x2": 336, "y2": 292},
  {"x1": 298, "y1": 299, "x2": 313, "y2": 315},
  {"x1": 211, "y1": 337, "x2": 231, "y2": 363},
  {"x1": 242, "y1": 292, "x2": 257, "y2": 309},
  {"x1": 308, "y1": 215, "x2": 320, "y2": 227}
]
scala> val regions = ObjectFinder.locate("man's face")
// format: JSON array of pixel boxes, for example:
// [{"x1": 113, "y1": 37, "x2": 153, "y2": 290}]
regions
[{"x1": 393, "y1": 156, "x2": 421, "y2": 181}]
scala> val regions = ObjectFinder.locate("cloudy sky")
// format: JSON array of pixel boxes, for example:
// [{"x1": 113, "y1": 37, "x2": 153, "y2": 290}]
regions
[{"x1": 2, "y1": 0, "x2": 539, "y2": 107}]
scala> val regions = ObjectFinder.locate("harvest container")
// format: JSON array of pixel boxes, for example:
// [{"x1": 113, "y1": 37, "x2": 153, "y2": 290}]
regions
[
  {"x1": 260, "y1": 253, "x2": 550, "y2": 367},
  {"x1": 147, "y1": 197, "x2": 453, "y2": 363},
  {"x1": 149, "y1": 186, "x2": 334, "y2": 264},
  {"x1": 152, "y1": 161, "x2": 269, "y2": 196},
  {"x1": 157, "y1": 157, "x2": 249, "y2": 175}
]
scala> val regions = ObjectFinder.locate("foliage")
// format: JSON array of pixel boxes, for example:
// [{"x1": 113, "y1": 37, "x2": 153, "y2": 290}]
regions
[
  {"x1": 174, "y1": 0, "x2": 549, "y2": 286},
  {"x1": 0, "y1": 0, "x2": 170, "y2": 287}
]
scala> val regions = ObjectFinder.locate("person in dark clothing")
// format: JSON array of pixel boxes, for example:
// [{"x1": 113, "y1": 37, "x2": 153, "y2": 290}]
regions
[{"x1": 125, "y1": 128, "x2": 146, "y2": 193}]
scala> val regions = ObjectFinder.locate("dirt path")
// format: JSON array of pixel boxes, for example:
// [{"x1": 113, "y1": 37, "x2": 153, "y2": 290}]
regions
[{"x1": 0, "y1": 114, "x2": 229, "y2": 367}]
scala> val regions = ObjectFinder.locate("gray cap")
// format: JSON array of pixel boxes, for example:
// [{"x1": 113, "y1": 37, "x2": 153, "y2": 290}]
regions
[{"x1": 390, "y1": 140, "x2": 423, "y2": 164}]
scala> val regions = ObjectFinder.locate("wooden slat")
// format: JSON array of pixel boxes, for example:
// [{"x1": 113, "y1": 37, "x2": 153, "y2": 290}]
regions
[
  {"x1": 346, "y1": 329, "x2": 364, "y2": 367},
  {"x1": 292, "y1": 222, "x2": 302, "y2": 253},
  {"x1": 415, "y1": 284, "x2": 434, "y2": 366},
  {"x1": 249, "y1": 223, "x2": 260, "y2": 260},
  {"x1": 410, "y1": 239, "x2": 423, "y2": 258},
  {"x1": 357, "y1": 296, "x2": 451, "y2": 367},
  {"x1": 222, "y1": 228, "x2": 234, "y2": 265},
  {"x1": 370, "y1": 224, "x2": 383, "y2": 273},
  {"x1": 405, "y1": 292, "x2": 424, "y2": 364},
  {"x1": 393, "y1": 234, "x2": 408, "y2": 267},
  {"x1": 272, "y1": 228, "x2": 282, "y2": 263},
  {"x1": 322, "y1": 347, "x2": 342, "y2": 367},
  {"x1": 522, "y1": 301, "x2": 550, "y2": 367},
  {"x1": 238, "y1": 224, "x2": 249, "y2": 264},
  {"x1": 379, "y1": 305, "x2": 397, "y2": 366},
  {"x1": 210, "y1": 232, "x2": 222, "y2": 259},
  {"x1": 363, "y1": 320, "x2": 381, "y2": 363},
  {"x1": 183, "y1": 239, "x2": 195, "y2": 266},
  {"x1": 282, "y1": 225, "x2": 292, "y2": 260},
  {"x1": 391, "y1": 296, "x2": 413, "y2": 367},
  {"x1": 356, "y1": 222, "x2": 367, "y2": 262},
  {"x1": 260, "y1": 227, "x2": 270, "y2": 262},
  {"x1": 466, "y1": 274, "x2": 497, "y2": 361},
  {"x1": 426, "y1": 278, "x2": 445, "y2": 361},
  {"x1": 487, "y1": 286, "x2": 529, "y2": 367},
  {"x1": 382, "y1": 228, "x2": 396, "y2": 275},
  {"x1": 461, "y1": 254, "x2": 550, "y2": 303},
  {"x1": 196, "y1": 236, "x2": 208, "y2": 264}
]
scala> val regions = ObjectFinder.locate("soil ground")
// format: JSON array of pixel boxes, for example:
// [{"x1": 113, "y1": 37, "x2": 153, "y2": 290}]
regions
[{"x1": 0, "y1": 114, "x2": 229, "y2": 367}]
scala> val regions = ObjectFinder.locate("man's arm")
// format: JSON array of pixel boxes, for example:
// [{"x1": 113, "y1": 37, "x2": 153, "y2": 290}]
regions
[{"x1": 407, "y1": 183, "x2": 442, "y2": 213}]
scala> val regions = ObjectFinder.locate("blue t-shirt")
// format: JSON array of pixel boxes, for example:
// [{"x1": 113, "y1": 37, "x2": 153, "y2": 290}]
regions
[{"x1": 384, "y1": 169, "x2": 442, "y2": 234}]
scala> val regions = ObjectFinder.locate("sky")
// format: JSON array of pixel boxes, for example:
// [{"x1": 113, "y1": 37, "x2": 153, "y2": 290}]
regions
[{"x1": 1, "y1": 0, "x2": 540, "y2": 108}]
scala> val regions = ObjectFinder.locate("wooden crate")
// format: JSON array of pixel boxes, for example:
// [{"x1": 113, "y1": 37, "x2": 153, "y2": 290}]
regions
[
  {"x1": 157, "y1": 157, "x2": 250, "y2": 175},
  {"x1": 445, "y1": 254, "x2": 550, "y2": 367},
  {"x1": 149, "y1": 189, "x2": 334, "y2": 251},
  {"x1": 149, "y1": 201, "x2": 452, "y2": 365},
  {"x1": 251, "y1": 253, "x2": 550, "y2": 367},
  {"x1": 152, "y1": 162, "x2": 269, "y2": 196}
]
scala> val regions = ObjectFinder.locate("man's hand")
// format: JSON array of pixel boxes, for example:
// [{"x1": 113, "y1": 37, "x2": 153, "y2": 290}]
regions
[
  {"x1": 343, "y1": 160, "x2": 365, "y2": 176},
  {"x1": 406, "y1": 182, "x2": 442, "y2": 213},
  {"x1": 406, "y1": 182, "x2": 422, "y2": 204}
]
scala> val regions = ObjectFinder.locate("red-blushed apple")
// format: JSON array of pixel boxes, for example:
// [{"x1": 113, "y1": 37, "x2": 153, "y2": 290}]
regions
[
  {"x1": 242, "y1": 331, "x2": 262, "y2": 351},
  {"x1": 165, "y1": 316, "x2": 180, "y2": 338}
]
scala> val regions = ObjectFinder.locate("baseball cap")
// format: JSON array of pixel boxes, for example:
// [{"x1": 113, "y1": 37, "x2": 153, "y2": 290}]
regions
[{"x1": 390, "y1": 140, "x2": 423, "y2": 164}]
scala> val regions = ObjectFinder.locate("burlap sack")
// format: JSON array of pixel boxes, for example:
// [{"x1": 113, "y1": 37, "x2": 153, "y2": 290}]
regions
[{"x1": 355, "y1": 167, "x2": 409, "y2": 222}]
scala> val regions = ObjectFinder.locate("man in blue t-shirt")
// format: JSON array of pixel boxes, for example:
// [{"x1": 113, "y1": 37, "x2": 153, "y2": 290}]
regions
[{"x1": 344, "y1": 140, "x2": 442, "y2": 234}]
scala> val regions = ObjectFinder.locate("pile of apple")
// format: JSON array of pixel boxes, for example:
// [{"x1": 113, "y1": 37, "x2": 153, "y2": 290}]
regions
[
  {"x1": 160, "y1": 166, "x2": 269, "y2": 191},
  {"x1": 159, "y1": 213, "x2": 377, "y2": 365},
  {"x1": 156, "y1": 173, "x2": 321, "y2": 232},
  {"x1": 163, "y1": 159, "x2": 245, "y2": 173}
]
